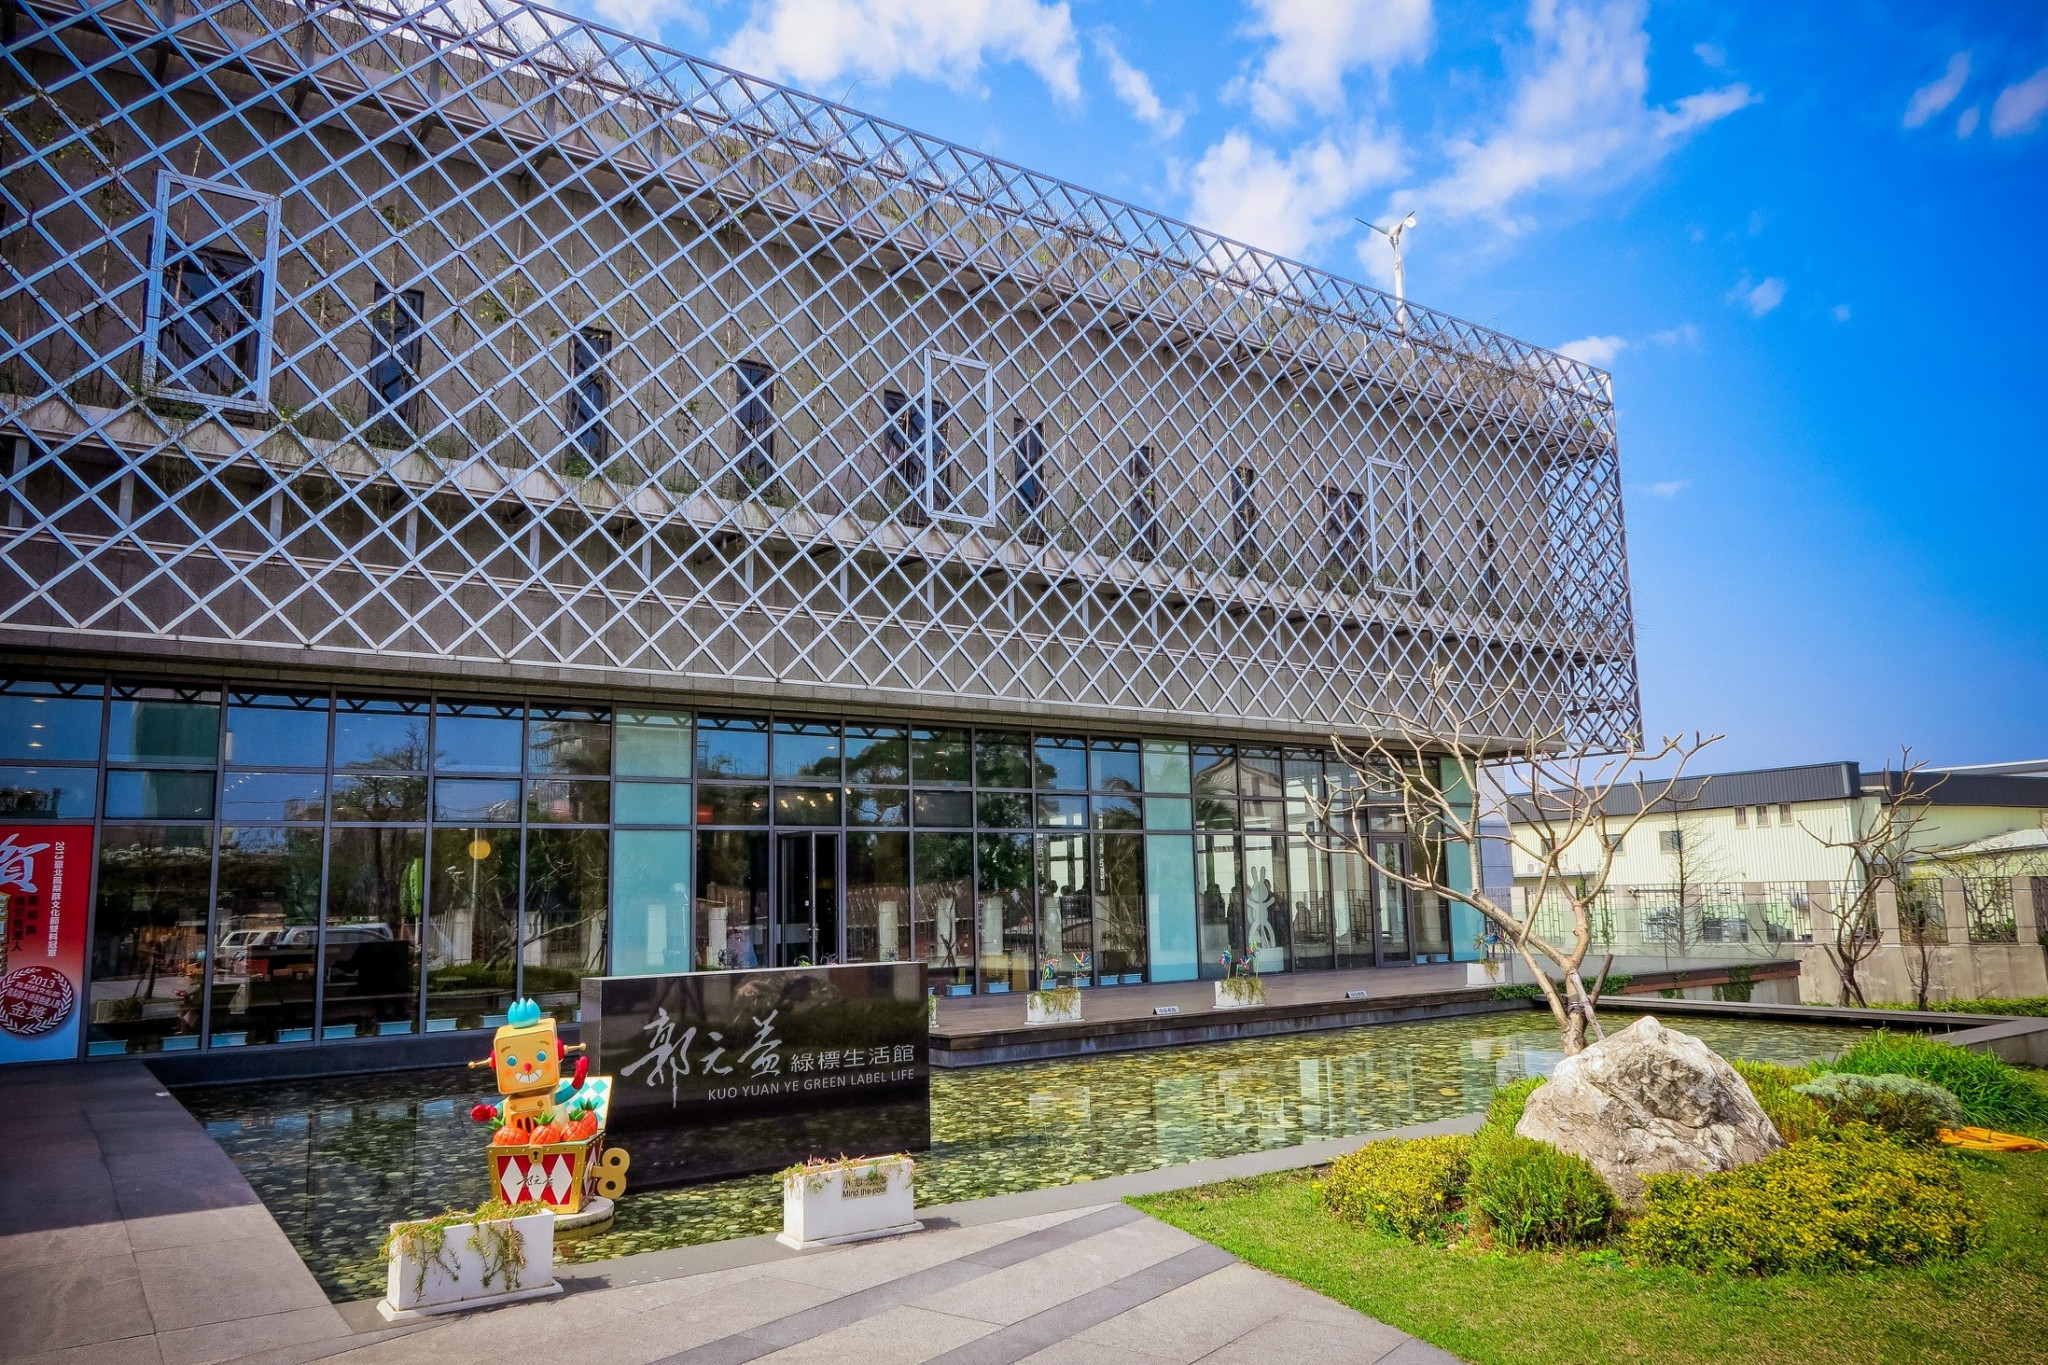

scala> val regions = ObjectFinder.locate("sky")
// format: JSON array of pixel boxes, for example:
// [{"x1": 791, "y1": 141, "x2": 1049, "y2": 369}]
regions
[{"x1": 559, "y1": 0, "x2": 2048, "y2": 774}]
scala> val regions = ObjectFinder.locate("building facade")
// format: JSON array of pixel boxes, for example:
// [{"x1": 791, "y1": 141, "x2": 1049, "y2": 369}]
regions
[{"x1": 0, "y1": 0, "x2": 1639, "y2": 1066}]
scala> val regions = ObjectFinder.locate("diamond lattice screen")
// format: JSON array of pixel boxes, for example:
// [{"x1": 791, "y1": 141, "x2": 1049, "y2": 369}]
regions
[{"x1": 1, "y1": 0, "x2": 1640, "y2": 747}]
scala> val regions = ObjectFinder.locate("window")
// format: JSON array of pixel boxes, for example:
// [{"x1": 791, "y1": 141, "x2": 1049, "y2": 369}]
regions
[
  {"x1": 734, "y1": 360, "x2": 775, "y2": 483},
  {"x1": 146, "y1": 175, "x2": 278, "y2": 410},
  {"x1": 567, "y1": 327, "x2": 612, "y2": 465},
  {"x1": 1477, "y1": 517, "x2": 1500, "y2": 597},
  {"x1": 1754, "y1": 804, "x2": 1771, "y2": 828},
  {"x1": 1733, "y1": 806, "x2": 1747, "y2": 829},
  {"x1": 883, "y1": 389, "x2": 925, "y2": 509},
  {"x1": 1603, "y1": 832, "x2": 1625, "y2": 855},
  {"x1": 367, "y1": 286, "x2": 425, "y2": 442},
  {"x1": 1126, "y1": 444, "x2": 1158, "y2": 559},
  {"x1": 1011, "y1": 417, "x2": 1047, "y2": 539},
  {"x1": 1231, "y1": 465, "x2": 1258, "y2": 572},
  {"x1": 1659, "y1": 829, "x2": 1683, "y2": 854},
  {"x1": 1778, "y1": 803, "x2": 1794, "y2": 825},
  {"x1": 1326, "y1": 486, "x2": 1367, "y2": 572}
]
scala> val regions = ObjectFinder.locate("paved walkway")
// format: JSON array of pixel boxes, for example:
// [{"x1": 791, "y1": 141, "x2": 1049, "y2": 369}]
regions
[{"x1": 1, "y1": 1062, "x2": 1469, "y2": 1365}]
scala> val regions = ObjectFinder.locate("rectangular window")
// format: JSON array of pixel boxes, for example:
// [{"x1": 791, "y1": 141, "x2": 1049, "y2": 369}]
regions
[
  {"x1": 145, "y1": 175, "x2": 278, "y2": 410},
  {"x1": 1325, "y1": 486, "x2": 1367, "y2": 574},
  {"x1": 1778, "y1": 803, "x2": 1794, "y2": 825},
  {"x1": 567, "y1": 327, "x2": 612, "y2": 466},
  {"x1": 1126, "y1": 445, "x2": 1159, "y2": 559},
  {"x1": 734, "y1": 360, "x2": 775, "y2": 484},
  {"x1": 1733, "y1": 806, "x2": 1747, "y2": 829},
  {"x1": 1754, "y1": 804, "x2": 1770, "y2": 828},
  {"x1": 1659, "y1": 829, "x2": 1683, "y2": 854},
  {"x1": 1231, "y1": 465, "x2": 1257, "y2": 572},
  {"x1": 367, "y1": 286, "x2": 426, "y2": 443},
  {"x1": 1011, "y1": 417, "x2": 1047, "y2": 539}
]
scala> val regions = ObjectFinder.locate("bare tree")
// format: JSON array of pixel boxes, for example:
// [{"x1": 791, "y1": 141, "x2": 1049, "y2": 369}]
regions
[
  {"x1": 1309, "y1": 677, "x2": 1719, "y2": 1055},
  {"x1": 1797, "y1": 750, "x2": 1942, "y2": 1007},
  {"x1": 1659, "y1": 784, "x2": 1725, "y2": 956}
]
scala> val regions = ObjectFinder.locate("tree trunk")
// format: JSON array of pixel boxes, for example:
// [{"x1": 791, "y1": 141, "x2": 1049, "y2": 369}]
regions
[{"x1": 1559, "y1": 1003, "x2": 1589, "y2": 1055}]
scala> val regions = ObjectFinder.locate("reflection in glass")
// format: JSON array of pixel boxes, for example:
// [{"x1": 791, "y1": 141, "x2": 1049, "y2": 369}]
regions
[
  {"x1": 1332, "y1": 848, "x2": 1374, "y2": 968},
  {"x1": 0, "y1": 684, "x2": 103, "y2": 762},
  {"x1": 911, "y1": 729, "x2": 970, "y2": 786},
  {"x1": 615, "y1": 781, "x2": 693, "y2": 824},
  {"x1": 523, "y1": 829, "x2": 608, "y2": 1008},
  {"x1": 846, "y1": 787, "x2": 909, "y2": 826},
  {"x1": 977, "y1": 833, "x2": 1033, "y2": 992},
  {"x1": 975, "y1": 792, "x2": 1031, "y2": 829},
  {"x1": 1142, "y1": 739, "x2": 1191, "y2": 794},
  {"x1": 334, "y1": 698, "x2": 429, "y2": 770},
  {"x1": 323, "y1": 828, "x2": 424, "y2": 1038},
  {"x1": 1089, "y1": 739, "x2": 1141, "y2": 793},
  {"x1": 697, "y1": 785, "x2": 768, "y2": 825},
  {"x1": 1283, "y1": 752, "x2": 1325, "y2": 832},
  {"x1": 89, "y1": 825, "x2": 213, "y2": 1052},
  {"x1": 612, "y1": 830, "x2": 693, "y2": 975},
  {"x1": 103, "y1": 770, "x2": 215, "y2": 821},
  {"x1": 107, "y1": 690, "x2": 219, "y2": 764},
  {"x1": 1192, "y1": 745, "x2": 1235, "y2": 797},
  {"x1": 1095, "y1": 832, "x2": 1146, "y2": 981},
  {"x1": 1239, "y1": 748, "x2": 1283, "y2": 799},
  {"x1": 331, "y1": 772, "x2": 427, "y2": 823},
  {"x1": 1288, "y1": 841, "x2": 1334, "y2": 970},
  {"x1": 210, "y1": 827, "x2": 322, "y2": 1045},
  {"x1": 526, "y1": 778, "x2": 610, "y2": 824},
  {"x1": 0, "y1": 766, "x2": 96, "y2": 818},
  {"x1": 696, "y1": 830, "x2": 767, "y2": 969},
  {"x1": 1195, "y1": 798, "x2": 1236, "y2": 831},
  {"x1": 913, "y1": 790, "x2": 973, "y2": 827},
  {"x1": 225, "y1": 694, "x2": 329, "y2": 768},
  {"x1": 1242, "y1": 835, "x2": 1289, "y2": 973},
  {"x1": 845, "y1": 832, "x2": 910, "y2": 964},
  {"x1": 1036, "y1": 834, "x2": 1090, "y2": 985},
  {"x1": 1144, "y1": 833, "x2": 1199, "y2": 982},
  {"x1": 1036, "y1": 794, "x2": 1087, "y2": 829},
  {"x1": 528, "y1": 707, "x2": 611, "y2": 775},
  {"x1": 1240, "y1": 799, "x2": 1284, "y2": 831},
  {"x1": 774, "y1": 786, "x2": 842, "y2": 826},
  {"x1": 1372, "y1": 839, "x2": 1411, "y2": 962},
  {"x1": 1144, "y1": 797, "x2": 1192, "y2": 831},
  {"x1": 219, "y1": 770, "x2": 325, "y2": 823},
  {"x1": 1033, "y1": 736, "x2": 1085, "y2": 791},
  {"x1": 973, "y1": 731, "x2": 1033, "y2": 789},
  {"x1": 432, "y1": 778, "x2": 520, "y2": 823},
  {"x1": 844, "y1": 725, "x2": 907, "y2": 785},
  {"x1": 916, "y1": 833, "x2": 973, "y2": 988},
  {"x1": 1196, "y1": 835, "x2": 1239, "y2": 978},
  {"x1": 1093, "y1": 794, "x2": 1142, "y2": 830},
  {"x1": 696, "y1": 715, "x2": 768, "y2": 779},
  {"x1": 773, "y1": 721, "x2": 841, "y2": 781},
  {"x1": 432, "y1": 703, "x2": 523, "y2": 773},
  {"x1": 616, "y1": 710, "x2": 692, "y2": 777},
  {"x1": 425, "y1": 827, "x2": 514, "y2": 1030}
]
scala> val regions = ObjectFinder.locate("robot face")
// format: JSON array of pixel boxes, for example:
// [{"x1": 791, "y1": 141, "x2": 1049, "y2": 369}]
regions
[{"x1": 491, "y1": 1019, "x2": 559, "y2": 1094}]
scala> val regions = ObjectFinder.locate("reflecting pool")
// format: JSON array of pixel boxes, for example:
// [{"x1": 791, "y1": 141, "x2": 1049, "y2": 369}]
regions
[{"x1": 180, "y1": 1009, "x2": 1868, "y2": 1301}]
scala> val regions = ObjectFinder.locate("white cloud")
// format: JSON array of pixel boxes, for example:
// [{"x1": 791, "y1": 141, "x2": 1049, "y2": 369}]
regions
[
  {"x1": 1094, "y1": 30, "x2": 1184, "y2": 136},
  {"x1": 1640, "y1": 479, "x2": 1690, "y2": 498},
  {"x1": 588, "y1": 0, "x2": 701, "y2": 40},
  {"x1": 1187, "y1": 124, "x2": 1404, "y2": 261},
  {"x1": 1903, "y1": 52, "x2": 1970, "y2": 129},
  {"x1": 1831, "y1": 303, "x2": 1851, "y2": 322},
  {"x1": 717, "y1": 0, "x2": 1082, "y2": 102},
  {"x1": 1238, "y1": 0, "x2": 1435, "y2": 124},
  {"x1": 1650, "y1": 322, "x2": 1699, "y2": 348},
  {"x1": 1991, "y1": 66, "x2": 2048, "y2": 138},
  {"x1": 1727, "y1": 275, "x2": 1785, "y2": 317},
  {"x1": 1956, "y1": 106, "x2": 1981, "y2": 137},
  {"x1": 1556, "y1": 334, "x2": 1625, "y2": 364},
  {"x1": 1413, "y1": 0, "x2": 1755, "y2": 226},
  {"x1": 1693, "y1": 42, "x2": 1726, "y2": 70}
]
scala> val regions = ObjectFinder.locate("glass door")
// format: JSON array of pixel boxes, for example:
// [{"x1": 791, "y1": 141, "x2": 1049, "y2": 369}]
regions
[
  {"x1": 773, "y1": 831, "x2": 840, "y2": 966},
  {"x1": 1371, "y1": 837, "x2": 1411, "y2": 963}
]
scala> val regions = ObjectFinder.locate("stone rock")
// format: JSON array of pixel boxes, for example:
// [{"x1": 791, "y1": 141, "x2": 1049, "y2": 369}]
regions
[{"x1": 1515, "y1": 1015, "x2": 1783, "y2": 1208}]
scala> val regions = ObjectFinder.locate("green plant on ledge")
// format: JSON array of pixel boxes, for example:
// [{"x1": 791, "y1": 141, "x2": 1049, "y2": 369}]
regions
[
  {"x1": 380, "y1": 1197, "x2": 526, "y2": 1299},
  {"x1": 1217, "y1": 948, "x2": 1267, "y2": 1005},
  {"x1": 1029, "y1": 985, "x2": 1082, "y2": 1016}
]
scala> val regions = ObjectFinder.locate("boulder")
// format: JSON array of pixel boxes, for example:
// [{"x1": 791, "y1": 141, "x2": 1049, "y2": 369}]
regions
[{"x1": 1515, "y1": 1015, "x2": 1783, "y2": 1208}]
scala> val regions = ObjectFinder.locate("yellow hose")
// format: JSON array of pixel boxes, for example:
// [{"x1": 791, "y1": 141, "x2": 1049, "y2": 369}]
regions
[{"x1": 1938, "y1": 1126, "x2": 2048, "y2": 1152}]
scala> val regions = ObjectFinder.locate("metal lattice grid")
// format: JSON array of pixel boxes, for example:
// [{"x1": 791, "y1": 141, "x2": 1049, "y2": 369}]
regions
[{"x1": 0, "y1": 0, "x2": 1640, "y2": 748}]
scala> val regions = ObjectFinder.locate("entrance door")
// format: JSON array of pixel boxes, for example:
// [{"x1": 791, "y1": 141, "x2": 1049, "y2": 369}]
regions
[
  {"x1": 773, "y1": 832, "x2": 840, "y2": 966},
  {"x1": 1371, "y1": 837, "x2": 1412, "y2": 963}
]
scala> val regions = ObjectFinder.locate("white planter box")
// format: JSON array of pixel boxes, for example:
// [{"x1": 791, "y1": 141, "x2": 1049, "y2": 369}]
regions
[
  {"x1": 1214, "y1": 980, "x2": 1267, "y2": 1010},
  {"x1": 379, "y1": 1211, "x2": 559, "y2": 1321},
  {"x1": 1467, "y1": 961, "x2": 1508, "y2": 988},
  {"x1": 778, "y1": 1157, "x2": 920, "y2": 1250},
  {"x1": 1026, "y1": 991, "x2": 1082, "y2": 1025}
]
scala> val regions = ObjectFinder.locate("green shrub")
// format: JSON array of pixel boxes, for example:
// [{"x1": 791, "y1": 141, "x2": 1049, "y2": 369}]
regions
[
  {"x1": 1467, "y1": 1131, "x2": 1614, "y2": 1250},
  {"x1": 1825, "y1": 1031, "x2": 2048, "y2": 1135},
  {"x1": 1490, "y1": 973, "x2": 1632, "y2": 1003},
  {"x1": 1625, "y1": 1133, "x2": 1981, "y2": 1274},
  {"x1": 1482, "y1": 1077, "x2": 1544, "y2": 1135},
  {"x1": 1319, "y1": 1134, "x2": 1471, "y2": 1242},
  {"x1": 1793, "y1": 1072, "x2": 1964, "y2": 1143},
  {"x1": 1729, "y1": 1058, "x2": 1831, "y2": 1143},
  {"x1": 1870, "y1": 997, "x2": 2048, "y2": 1018}
]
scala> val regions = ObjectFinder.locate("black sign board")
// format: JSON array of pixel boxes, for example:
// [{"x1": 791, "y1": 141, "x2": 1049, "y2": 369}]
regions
[{"x1": 581, "y1": 963, "x2": 929, "y2": 1188}]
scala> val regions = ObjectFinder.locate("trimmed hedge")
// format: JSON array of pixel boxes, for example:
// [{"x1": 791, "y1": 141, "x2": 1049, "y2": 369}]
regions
[
  {"x1": 1794, "y1": 1072, "x2": 1964, "y2": 1143},
  {"x1": 1482, "y1": 1076, "x2": 1545, "y2": 1135},
  {"x1": 1467, "y1": 1130, "x2": 1613, "y2": 1250},
  {"x1": 1871, "y1": 997, "x2": 2048, "y2": 1018},
  {"x1": 1729, "y1": 1058, "x2": 1832, "y2": 1144},
  {"x1": 1824, "y1": 1031, "x2": 2048, "y2": 1135},
  {"x1": 1625, "y1": 1133, "x2": 1981, "y2": 1274},
  {"x1": 1319, "y1": 1134, "x2": 1471, "y2": 1242}
]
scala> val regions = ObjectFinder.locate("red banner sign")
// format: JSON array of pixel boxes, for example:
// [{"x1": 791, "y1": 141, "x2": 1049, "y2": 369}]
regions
[{"x1": 0, "y1": 825, "x2": 91, "y2": 1064}]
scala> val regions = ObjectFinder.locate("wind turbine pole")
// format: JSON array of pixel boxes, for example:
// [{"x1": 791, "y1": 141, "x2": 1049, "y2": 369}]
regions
[{"x1": 1358, "y1": 213, "x2": 1418, "y2": 336}]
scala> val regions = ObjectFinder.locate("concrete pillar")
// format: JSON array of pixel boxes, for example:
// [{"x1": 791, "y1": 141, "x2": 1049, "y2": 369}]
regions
[
  {"x1": 1803, "y1": 880, "x2": 1831, "y2": 942},
  {"x1": 1941, "y1": 877, "x2": 1969, "y2": 944},
  {"x1": 1875, "y1": 883, "x2": 1900, "y2": 945},
  {"x1": 2014, "y1": 876, "x2": 2040, "y2": 944}
]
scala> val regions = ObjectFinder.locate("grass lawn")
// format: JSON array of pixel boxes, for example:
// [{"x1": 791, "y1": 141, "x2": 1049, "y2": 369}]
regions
[{"x1": 1133, "y1": 1151, "x2": 2048, "y2": 1365}]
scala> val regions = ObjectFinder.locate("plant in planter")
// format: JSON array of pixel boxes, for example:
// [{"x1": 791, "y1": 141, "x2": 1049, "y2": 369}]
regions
[
  {"x1": 777, "y1": 1153, "x2": 920, "y2": 1249},
  {"x1": 1214, "y1": 949, "x2": 1267, "y2": 1008},
  {"x1": 1027, "y1": 985, "x2": 1083, "y2": 1024},
  {"x1": 379, "y1": 1198, "x2": 559, "y2": 1320}
]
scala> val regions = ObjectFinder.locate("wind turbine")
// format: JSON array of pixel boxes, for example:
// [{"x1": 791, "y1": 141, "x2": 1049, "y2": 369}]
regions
[{"x1": 1358, "y1": 212, "x2": 1417, "y2": 333}]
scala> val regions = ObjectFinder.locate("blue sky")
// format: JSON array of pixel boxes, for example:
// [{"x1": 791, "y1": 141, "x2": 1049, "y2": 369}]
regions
[{"x1": 570, "y1": 0, "x2": 2048, "y2": 772}]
